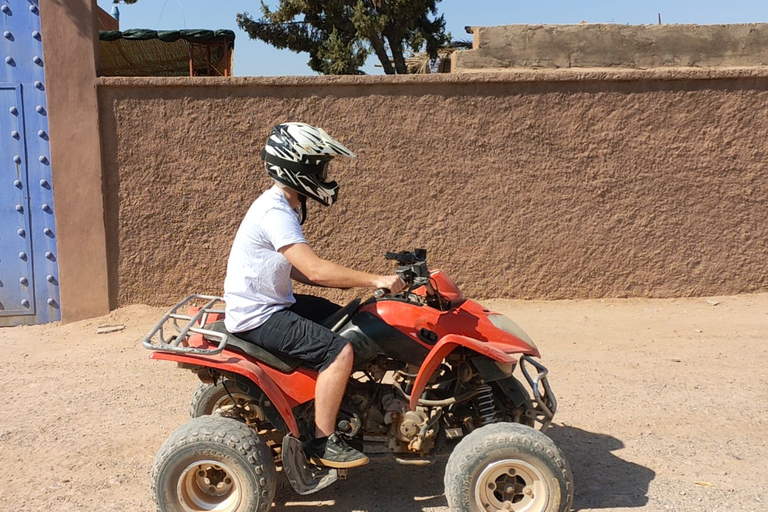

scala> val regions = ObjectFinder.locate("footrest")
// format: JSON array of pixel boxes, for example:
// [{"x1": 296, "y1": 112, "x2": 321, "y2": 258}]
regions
[{"x1": 281, "y1": 435, "x2": 338, "y2": 495}]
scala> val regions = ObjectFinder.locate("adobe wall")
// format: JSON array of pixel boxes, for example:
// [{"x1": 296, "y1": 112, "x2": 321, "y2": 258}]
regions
[
  {"x1": 98, "y1": 70, "x2": 768, "y2": 307},
  {"x1": 40, "y1": 0, "x2": 110, "y2": 322},
  {"x1": 456, "y1": 24, "x2": 768, "y2": 71}
]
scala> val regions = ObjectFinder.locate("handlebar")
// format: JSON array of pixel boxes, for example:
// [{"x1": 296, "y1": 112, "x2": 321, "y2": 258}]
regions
[
  {"x1": 385, "y1": 249, "x2": 427, "y2": 265},
  {"x1": 380, "y1": 248, "x2": 449, "y2": 311}
]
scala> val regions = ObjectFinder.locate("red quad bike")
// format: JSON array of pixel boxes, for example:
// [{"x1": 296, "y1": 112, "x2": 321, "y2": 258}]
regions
[{"x1": 143, "y1": 249, "x2": 573, "y2": 512}]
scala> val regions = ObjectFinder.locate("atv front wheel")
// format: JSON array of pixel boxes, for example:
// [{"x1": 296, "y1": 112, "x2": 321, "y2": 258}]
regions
[
  {"x1": 190, "y1": 379, "x2": 258, "y2": 418},
  {"x1": 444, "y1": 422, "x2": 573, "y2": 512},
  {"x1": 152, "y1": 415, "x2": 276, "y2": 512}
]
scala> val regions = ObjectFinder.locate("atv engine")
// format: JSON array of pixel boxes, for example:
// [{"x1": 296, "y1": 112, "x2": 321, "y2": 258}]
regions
[{"x1": 382, "y1": 393, "x2": 438, "y2": 455}]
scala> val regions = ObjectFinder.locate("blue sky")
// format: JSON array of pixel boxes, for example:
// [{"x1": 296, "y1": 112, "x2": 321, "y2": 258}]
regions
[{"x1": 97, "y1": 1, "x2": 767, "y2": 76}]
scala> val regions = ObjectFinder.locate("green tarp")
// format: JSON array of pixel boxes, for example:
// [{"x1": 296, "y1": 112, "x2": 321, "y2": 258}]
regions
[{"x1": 99, "y1": 29, "x2": 235, "y2": 43}]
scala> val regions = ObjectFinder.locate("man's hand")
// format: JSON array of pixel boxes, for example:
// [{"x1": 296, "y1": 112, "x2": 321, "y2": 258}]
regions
[{"x1": 374, "y1": 274, "x2": 406, "y2": 295}]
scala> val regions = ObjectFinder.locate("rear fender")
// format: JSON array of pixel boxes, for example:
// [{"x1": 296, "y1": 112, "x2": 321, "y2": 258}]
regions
[
  {"x1": 150, "y1": 351, "x2": 304, "y2": 436},
  {"x1": 409, "y1": 334, "x2": 516, "y2": 411}
]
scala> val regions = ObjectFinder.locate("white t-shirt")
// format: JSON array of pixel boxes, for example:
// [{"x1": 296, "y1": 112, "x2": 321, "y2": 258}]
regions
[{"x1": 224, "y1": 185, "x2": 306, "y2": 332}]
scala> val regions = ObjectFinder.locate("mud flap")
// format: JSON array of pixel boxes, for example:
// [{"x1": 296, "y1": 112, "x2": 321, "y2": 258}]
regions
[{"x1": 281, "y1": 435, "x2": 339, "y2": 495}]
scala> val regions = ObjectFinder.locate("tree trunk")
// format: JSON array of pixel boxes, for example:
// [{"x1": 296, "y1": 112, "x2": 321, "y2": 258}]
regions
[
  {"x1": 368, "y1": 32, "x2": 396, "y2": 75},
  {"x1": 388, "y1": 38, "x2": 408, "y2": 74},
  {"x1": 381, "y1": 26, "x2": 408, "y2": 74}
]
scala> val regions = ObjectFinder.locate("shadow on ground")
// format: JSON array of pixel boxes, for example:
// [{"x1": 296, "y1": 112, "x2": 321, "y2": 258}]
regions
[
  {"x1": 274, "y1": 456, "x2": 449, "y2": 512},
  {"x1": 273, "y1": 425, "x2": 654, "y2": 511},
  {"x1": 548, "y1": 425, "x2": 655, "y2": 510}
]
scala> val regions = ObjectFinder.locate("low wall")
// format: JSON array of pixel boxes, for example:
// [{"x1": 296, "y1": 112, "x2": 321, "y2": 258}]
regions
[
  {"x1": 99, "y1": 70, "x2": 768, "y2": 307},
  {"x1": 456, "y1": 24, "x2": 768, "y2": 71}
]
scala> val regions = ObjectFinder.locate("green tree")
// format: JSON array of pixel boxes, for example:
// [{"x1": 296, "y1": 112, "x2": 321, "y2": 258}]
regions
[{"x1": 236, "y1": 0, "x2": 449, "y2": 75}]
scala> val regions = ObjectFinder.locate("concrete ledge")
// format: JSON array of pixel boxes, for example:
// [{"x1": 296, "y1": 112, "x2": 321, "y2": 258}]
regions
[
  {"x1": 457, "y1": 24, "x2": 768, "y2": 71},
  {"x1": 98, "y1": 66, "x2": 768, "y2": 88}
]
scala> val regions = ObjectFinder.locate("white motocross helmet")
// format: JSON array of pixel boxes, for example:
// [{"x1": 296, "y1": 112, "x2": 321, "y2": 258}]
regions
[{"x1": 262, "y1": 122, "x2": 356, "y2": 208}]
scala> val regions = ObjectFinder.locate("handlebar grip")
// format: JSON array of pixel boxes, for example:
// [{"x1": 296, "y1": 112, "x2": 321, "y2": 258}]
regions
[{"x1": 373, "y1": 288, "x2": 389, "y2": 299}]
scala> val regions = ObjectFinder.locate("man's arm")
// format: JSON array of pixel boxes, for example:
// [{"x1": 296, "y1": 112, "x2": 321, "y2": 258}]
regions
[
  {"x1": 280, "y1": 243, "x2": 405, "y2": 292},
  {"x1": 290, "y1": 266, "x2": 321, "y2": 287}
]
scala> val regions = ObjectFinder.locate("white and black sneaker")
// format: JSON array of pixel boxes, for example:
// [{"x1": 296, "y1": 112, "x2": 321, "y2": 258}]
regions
[{"x1": 305, "y1": 433, "x2": 369, "y2": 469}]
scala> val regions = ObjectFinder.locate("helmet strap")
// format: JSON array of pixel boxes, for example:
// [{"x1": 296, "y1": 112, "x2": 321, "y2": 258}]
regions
[{"x1": 299, "y1": 195, "x2": 307, "y2": 225}]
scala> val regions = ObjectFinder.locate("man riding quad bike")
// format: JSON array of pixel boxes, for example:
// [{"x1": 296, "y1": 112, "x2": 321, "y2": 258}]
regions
[{"x1": 143, "y1": 123, "x2": 573, "y2": 512}]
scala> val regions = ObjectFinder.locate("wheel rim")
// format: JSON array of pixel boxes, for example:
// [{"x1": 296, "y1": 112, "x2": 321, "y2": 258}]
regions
[
  {"x1": 213, "y1": 391, "x2": 250, "y2": 411},
  {"x1": 177, "y1": 459, "x2": 242, "y2": 512},
  {"x1": 211, "y1": 389, "x2": 264, "y2": 423},
  {"x1": 474, "y1": 459, "x2": 549, "y2": 512}
]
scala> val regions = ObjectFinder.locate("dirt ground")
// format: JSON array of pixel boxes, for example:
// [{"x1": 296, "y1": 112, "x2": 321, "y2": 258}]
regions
[{"x1": 1, "y1": 293, "x2": 767, "y2": 512}]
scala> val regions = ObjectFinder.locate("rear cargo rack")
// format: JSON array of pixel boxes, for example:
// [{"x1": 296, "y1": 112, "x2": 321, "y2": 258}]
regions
[{"x1": 142, "y1": 294, "x2": 229, "y2": 355}]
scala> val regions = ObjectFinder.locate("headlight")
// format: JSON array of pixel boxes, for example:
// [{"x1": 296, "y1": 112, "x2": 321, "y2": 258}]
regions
[{"x1": 488, "y1": 314, "x2": 538, "y2": 351}]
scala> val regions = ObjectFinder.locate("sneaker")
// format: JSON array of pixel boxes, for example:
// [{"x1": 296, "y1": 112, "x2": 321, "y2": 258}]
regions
[{"x1": 305, "y1": 433, "x2": 369, "y2": 469}]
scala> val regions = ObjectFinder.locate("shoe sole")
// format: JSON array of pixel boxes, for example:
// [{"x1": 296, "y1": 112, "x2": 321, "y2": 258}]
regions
[{"x1": 308, "y1": 455, "x2": 370, "y2": 469}]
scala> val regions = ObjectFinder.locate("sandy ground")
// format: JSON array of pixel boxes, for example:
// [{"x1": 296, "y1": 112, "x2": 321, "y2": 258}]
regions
[{"x1": 1, "y1": 294, "x2": 767, "y2": 512}]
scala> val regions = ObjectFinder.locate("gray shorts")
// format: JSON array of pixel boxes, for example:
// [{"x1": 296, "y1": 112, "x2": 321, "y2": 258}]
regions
[{"x1": 235, "y1": 295, "x2": 347, "y2": 373}]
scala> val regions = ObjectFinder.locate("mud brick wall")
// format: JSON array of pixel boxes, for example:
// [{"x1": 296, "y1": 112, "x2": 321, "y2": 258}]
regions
[
  {"x1": 457, "y1": 24, "x2": 768, "y2": 71},
  {"x1": 98, "y1": 70, "x2": 768, "y2": 307}
]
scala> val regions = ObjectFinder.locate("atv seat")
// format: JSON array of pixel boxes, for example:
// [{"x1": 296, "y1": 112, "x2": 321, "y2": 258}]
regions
[{"x1": 203, "y1": 321, "x2": 304, "y2": 373}]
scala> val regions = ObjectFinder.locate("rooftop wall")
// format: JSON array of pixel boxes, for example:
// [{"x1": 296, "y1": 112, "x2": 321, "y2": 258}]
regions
[
  {"x1": 98, "y1": 70, "x2": 768, "y2": 307},
  {"x1": 97, "y1": 6, "x2": 118, "y2": 31},
  {"x1": 455, "y1": 24, "x2": 768, "y2": 71}
]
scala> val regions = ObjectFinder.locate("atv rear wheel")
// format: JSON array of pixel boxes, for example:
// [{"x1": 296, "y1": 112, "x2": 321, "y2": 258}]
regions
[
  {"x1": 444, "y1": 422, "x2": 573, "y2": 512},
  {"x1": 152, "y1": 415, "x2": 276, "y2": 512},
  {"x1": 190, "y1": 380, "x2": 257, "y2": 418}
]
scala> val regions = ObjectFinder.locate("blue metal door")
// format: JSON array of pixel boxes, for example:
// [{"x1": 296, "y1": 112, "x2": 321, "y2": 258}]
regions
[{"x1": 1, "y1": 0, "x2": 59, "y2": 326}]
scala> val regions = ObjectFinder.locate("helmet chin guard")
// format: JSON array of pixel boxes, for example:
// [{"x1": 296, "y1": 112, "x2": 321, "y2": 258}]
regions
[{"x1": 262, "y1": 123, "x2": 355, "y2": 207}]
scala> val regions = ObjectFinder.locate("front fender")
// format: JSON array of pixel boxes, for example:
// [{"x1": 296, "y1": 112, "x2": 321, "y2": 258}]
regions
[
  {"x1": 150, "y1": 351, "x2": 303, "y2": 436},
  {"x1": 408, "y1": 334, "x2": 516, "y2": 411}
]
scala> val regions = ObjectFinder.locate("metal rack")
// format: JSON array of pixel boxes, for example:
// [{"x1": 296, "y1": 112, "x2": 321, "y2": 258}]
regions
[
  {"x1": 142, "y1": 294, "x2": 229, "y2": 355},
  {"x1": 520, "y1": 355, "x2": 558, "y2": 432}
]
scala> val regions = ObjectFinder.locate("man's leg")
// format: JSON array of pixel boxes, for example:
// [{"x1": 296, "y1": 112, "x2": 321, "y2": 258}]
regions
[
  {"x1": 288, "y1": 295, "x2": 352, "y2": 437},
  {"x1": 306, "y1": 341, "x2": 368, "y2": 468},
  {"x1": 313, "y1": 343, "x2": 354, "y2": 437},
  {"x1": 235, "y1": 307, "x2": 368, "y2": 467}
]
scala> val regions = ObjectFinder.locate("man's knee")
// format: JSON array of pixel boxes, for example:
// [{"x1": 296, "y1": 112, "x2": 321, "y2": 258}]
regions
[
  {"x1": 324, "y1": 341, "x2": 353, "y2": 371},
  {"x1": 336, "y1": 342, "x2": 353, "y2": 364}
]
